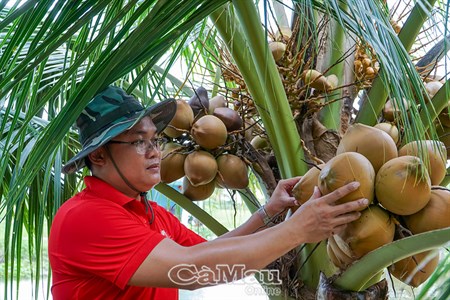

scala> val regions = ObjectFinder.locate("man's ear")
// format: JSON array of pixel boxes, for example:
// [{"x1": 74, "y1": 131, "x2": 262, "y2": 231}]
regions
[{"x1": 88, "y1": 147, "x2": 107, "y2": 167}]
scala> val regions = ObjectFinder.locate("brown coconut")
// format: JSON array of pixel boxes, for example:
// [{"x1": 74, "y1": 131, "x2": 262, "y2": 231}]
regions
[
  {"x1": 403, "y1": 187, "x2": 450, "y2": 234},
  {"x1": 301, "y1": 69, "x2": 332, "y2": 92},
  {"x1": 292, "y1": 164, "x2": 325, "y2": 207},
  {"x1": 375, "y1": 156, "x2": 431, "y2": 215},
  {"x1": 188, "y1": 86, "x2": 209, "y2": 118},
  {"x1": 164, "y1": 99, "x2": 194, "y2": 138},
  {"x1": 208, "y1": 95, "x2": 227, "y2": 114},
  {"x1": 250, "y1": 135, "x2": 270, "y2": 150},
  {"x1": 334, "y1": 206, "x2": 395, "y2": 261},
  {"x1": 183, "y1": 177, "x2": 216, "y2": 201},
  {"x1": 374, "y1": 122, "x2": 399, "y2": 144},
  {"x1": 269, "y1": 41, "x2": 286, "y2": 62},
  {"x1": 160, "y1": 142, "x2": 186, "y2": 183},
  {"x1": 191, "y1": 115, "x2": 228, "y2": 149},
  {"x1": 336, "y1": 123, "x2": 398, "y2": 173},
  {"x1": 382, "y1": 99, "x2": 409, "y2": 122},
  {"x1": 389, "y1": 251, "x2": 439, "y2": 288},
  {"x1": 318, "y1": 152, "x2": 375, "y2": 209},
  {"x1": 213, "y1": 107, "x2": 243, "y2": 132},
  {"x1": 398, "y1": 140, "x2": 447, "y2": 185},
  {"x1": 215, "y1": 154, "x2": 249, "y2": 189},
  {"x1": 184, "y1": 150, "x2": 218, "y2": 186}
]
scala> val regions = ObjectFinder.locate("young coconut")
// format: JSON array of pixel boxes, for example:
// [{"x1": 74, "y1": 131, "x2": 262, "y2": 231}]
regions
[
  {"x1": 336, "y1": 123, "x2": 398, "y2": 173},
  {"x1": 403, "y1": 187, "x2": 450, "y2": 234},
  {"x1": 215, "y1": 154, "x2": 249, "y2": 189},
  {"x1": 375, "y1": 156, "x2": 431, "y2": 215},
  {"x1": 398, "y1": 140, "x2": 447, "y2": 185},
  {"x1": 292, "y1": 164, "x2": 325, "y2": 208},
  {"x1": 318, "y1": 152, "x2": 375, "y2": 209},
  {"x1": 184, "y1": 150, "x2": 218, "y2": 186},
  {"x1": 191, "y1": 115, "x2": 228, "y2": 149},
  {"x1": 188, "y1": 86, "x2": 209, "y2": 118},
  {"x1": 269, "y1": 41, "x2": 286, "y2": 63},
  {"x1": 213, "y1": 107, "x2": 243, "y2": 132},
  {"x1": 208, "y1": 95, "x2": 227, "y2": 114},
  {"x1": 160, "y1": 142, "x2": 186, "y2": 183},
  {"x1": 333, "y1": 206, "x2": 395, "y2": 261},
  {"x1": 374, "y1": 122, "x2": 399, "y2": 144},
  {"x1": 183, "y1": 177, "x2": 216, "y2": 201},
  {"x1": 382, "y1": 99, "x2": 409, "y2": 122},
  {"x1": 163, "y1": 99, "x2": 194, "y2": 138},
  {"x1": 301, "y1": 69, "x2": 332, "y2": 92},
  {"x1": 389, "y1": 251, "x2": 439, "y2": 288}
]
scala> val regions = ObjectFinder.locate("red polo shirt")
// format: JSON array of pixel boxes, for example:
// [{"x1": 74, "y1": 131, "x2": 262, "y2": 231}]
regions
[{"x1": 49, "y1": 176, "x2": 206, "y2": 300}]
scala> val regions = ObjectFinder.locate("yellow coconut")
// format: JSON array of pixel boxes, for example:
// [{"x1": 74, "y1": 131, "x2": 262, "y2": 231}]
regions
[
  {"x1": 382, "y1": 98, "x2": 409, "y2": 122},
  {"x1": 292, "y1": 164, "x2": 325, "y2": 206},
  {"x1": 160, "y1": 142, "x2": 186, "y2": 183},
  {"x1": 403, "y1": 187, "x2": 450, "y2": 234},
  {"x1": 184, "y1": 150, "x2": 218, "y2": 186},
  {"x1": 191, "y1": 115, "x2": 228, "y2": 149},
  {"x1": 301, "y1": 69, "x2": 332, "y2": 92},
  {"x1": 183, "y1": 177, "x2": 216, "y2": 201},
  {"x1": 318, "y1": 152, "x2": 375, "y2": 209},
  {"x1": 164, "y1": 99, "x2": 194, "y2": 138},
  {"x1": 336, "y1": 123, "x2": 398, "y2": 173},
  {"x1": 389, "y1": 251, "x2": 439, "y2": 288},
  {"x1": 213, "y1": 107, "x2": 243, "y2": 132},
  {"x1": 269, "y1": 41, "x2": 286, "y2": 62},
  {"x1": 215, "y1": 154, "x2": 249, "y2": 189},
  {"x1": 375, "y1": 156, "x2": 431, "y2": 215},
  {"x1": 374, "y1": 122, "x2": 399, "y2": 144},
  {"x1": 398, "y1": 140, "x2": 447, "y2": 185},
  {"x1": 208, "y1": 95, "x2": 227, "y2": 114},
  {"x1": 334, "y1": 206, "x2": 395, "y2": 260}
]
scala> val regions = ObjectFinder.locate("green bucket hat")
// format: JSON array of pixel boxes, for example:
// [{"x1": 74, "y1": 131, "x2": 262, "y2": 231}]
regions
[{"x1": 62, "y1": 86, "x2": 176, "y2": 174}]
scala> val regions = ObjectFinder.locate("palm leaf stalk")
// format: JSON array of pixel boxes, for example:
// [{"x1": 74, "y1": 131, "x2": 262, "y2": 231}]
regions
[
  {"x1": 355, "y1": 0, "x2": 437, "y2": 126},
  {"x1": 232, "y1": 0, "x2": 308, "y2": 178}
]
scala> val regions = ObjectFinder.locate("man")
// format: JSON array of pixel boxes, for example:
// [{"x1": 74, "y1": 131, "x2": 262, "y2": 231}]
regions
[{"x1": 49, "y1": 86, "x2": 368, "y2": 299}]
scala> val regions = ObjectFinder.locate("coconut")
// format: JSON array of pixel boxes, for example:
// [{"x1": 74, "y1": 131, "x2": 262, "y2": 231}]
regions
[
  {"x1": 269, "y1": 41, "x2": 286, "y2": 62},
  {"x1": 215, "y1": 154, "x2": 249, "y2": 190},
  {"x1": 250, "y1": 135, "x2": 270, "y2": 150},
  {"x1": 389, "y1": 251, "x2": 439, "y2": 288},
  {"x1": 163, "y1": 99, "x2": 194, "y2": 138},
  {"x1": 336, "y1": 123, "x2": 398, "y2": 173},
  {"x1": 183, "y1": 177, "x2": 216, "y2": 201},
  {"x1": 274, "y1": 26, "x2": 292, "y2": 41},
  {"x1": 191, "y1": 115, "x2": 228, "y2": 149},
  {"x1": 213, "y1": 107, "x2": 243, "y2": 132},
  {"x1": 184, "y1": 150, "x2": 218, "y2": 186},
  {"x1": 374, "y1": 122, "x2": 399, "y2": 144},
  {"x1": 301, "y1": 69, "x2": 332, "y2": 92},
  {"x1": 292, "y1": 164, "x2": 325, "y2": 207},
  {"x1": 188, "y1": 86, "x2": 209, "y2": 118},
  {"x1": 403, "y1": 187, "x2": 450, "y2": 234},
  {"x1": 334, "y1": 206, "x2": 395, "y2": 260},
  {"x1": 425, "y1": 81, "x2": 443, "y2": 99},
  {"x1": 398, "y1": 140, "x2": 447, "y2": 185},
  {"x1": 375, "y1": 156, "x2": 431, "y2": 215},
  {"x1": 436, "y1": 125, "x2": 450, "y2": 157},
  {"x1": 327, "y1": 234, "x2": 354, "y2": 269},
  {"x1": 208, "y1": 95, "x2": 227, "y2": 114},
  {"x1": 382, "y1": 99, "x2": 409, "y2": 122},
  {"x1": 318, "y1": 152, "x2": 375, "y2": 209},
  {"x1": 160, "y1": 142, "x2": 186, "y2": 183},
  {"x1": 326, "y1": 74, "x2": 339, "y2": 90}
]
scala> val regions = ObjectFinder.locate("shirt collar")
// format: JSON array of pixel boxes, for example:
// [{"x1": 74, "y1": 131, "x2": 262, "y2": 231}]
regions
[{"x1": 84, "y1": 176, "x2": 136, "y2": 206}]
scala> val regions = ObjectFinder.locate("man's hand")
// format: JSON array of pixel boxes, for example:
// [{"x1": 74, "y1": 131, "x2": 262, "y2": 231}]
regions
[{"x1": 265, "y1": 176, "x2": 302, "y2": 217}]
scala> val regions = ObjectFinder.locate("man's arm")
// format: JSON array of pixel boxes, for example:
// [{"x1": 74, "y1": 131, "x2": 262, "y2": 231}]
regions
[{"x1": 129, "y1": 182, "x2": 368, "y2": 290}]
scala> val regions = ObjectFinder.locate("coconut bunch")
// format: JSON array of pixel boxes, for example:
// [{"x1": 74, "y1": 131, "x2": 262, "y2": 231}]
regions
[
  {"x1": 160, "y1": 87, "x2": 249, "y2": 201},
  {"x1": 292, "y1": 123, "x2": 448, "y2": 287},
  {"x1": 354, "y1": 42, "x2": 379, "y2": 85}
]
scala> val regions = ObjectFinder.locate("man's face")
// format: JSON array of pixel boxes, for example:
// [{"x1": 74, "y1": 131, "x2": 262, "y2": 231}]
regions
[{"x1": 104, "y1": 116, "x2": 161, "y2": 194}]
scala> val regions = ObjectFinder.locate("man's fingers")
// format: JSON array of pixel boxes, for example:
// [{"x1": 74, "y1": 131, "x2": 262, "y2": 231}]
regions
[
  {"x1": 321, "y1": 182, "x2": 360, "y2": 204},
  {"x1": 333, "y1": 211, "x2": 362, "y2": 227},
  {"x1": 332, "y1": 198, "x2": 369, "y2": 216}
]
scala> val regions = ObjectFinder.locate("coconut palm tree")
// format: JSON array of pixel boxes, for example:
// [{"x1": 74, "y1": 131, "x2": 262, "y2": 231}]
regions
[{"x1": 0, "y1": 0, "x2": 449, "y2": 299}]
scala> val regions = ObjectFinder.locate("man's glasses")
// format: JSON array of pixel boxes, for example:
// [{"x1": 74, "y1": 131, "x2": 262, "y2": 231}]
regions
[{"x1": 109, "y1": 138, "x2": 164, "y2": 155}]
